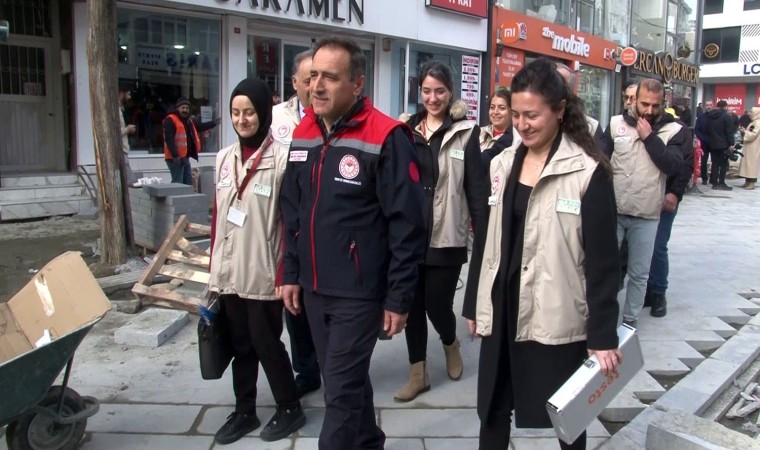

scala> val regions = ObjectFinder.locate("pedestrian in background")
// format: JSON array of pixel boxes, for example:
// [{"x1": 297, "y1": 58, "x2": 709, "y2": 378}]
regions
[
  {"x1": 644, "y1": 107, "x2": 694, "y2": 318},
  {"x1": 738, "y1": 107, "x2": 760, "y2": 190},
  {"x1": 280, "y1": 36, "x2": 426, "y2": 450},
  {"x1": 694, "y1": 100, "x2": 714, "y2": 185},
  {"x1": 480, "y1": 88, "x2": 515, "y2": 164},
  {"x1": 162, "y1": 97, "x2": 218, "y2": 185},
  {"x1": 395, "y1": 61, "x2": 486, "y2": 402},
  {"x1": 703, "y1": 100, "x2": 736, "y2": 190},
  {"x1": 464, "y1": 58, "x2": 621, "y2": 450},
  {"x1": 270, "y1": 49, "x2": 322, "y2": 399},
  {"x1": 118, "y1": 83, "x2": 138, "y2": 186},
  {"x1": 600, "y1": 79, "x2": 688, "y2": 327},
  {"x1": 207, "y1": 78, "x2": 305, "y2": 445}
]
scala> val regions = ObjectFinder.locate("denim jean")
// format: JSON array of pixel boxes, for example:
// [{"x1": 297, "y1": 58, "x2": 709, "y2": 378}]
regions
[
  {"x1": 617, "y1": 215, "x2": 659, "y2": 322},
  {"x1": 166, "y1": 158, "x2": 192, "y2": 185},
  {"x1": 647, "y1": 206, "x2": 678, "y2": 295}
]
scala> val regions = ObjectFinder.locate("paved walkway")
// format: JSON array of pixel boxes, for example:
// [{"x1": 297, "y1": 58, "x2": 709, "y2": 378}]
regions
[{"x1": 2, "y1": 179, "x2": 760, "y2": 450}]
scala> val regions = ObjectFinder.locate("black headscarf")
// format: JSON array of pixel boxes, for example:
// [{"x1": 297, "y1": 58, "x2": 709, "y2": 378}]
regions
[{"x1": 229, "y1": 78, "x2": 273, "y2": 149}]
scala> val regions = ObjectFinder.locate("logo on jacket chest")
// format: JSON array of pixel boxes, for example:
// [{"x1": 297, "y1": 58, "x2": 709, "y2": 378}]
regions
[
  {"x1": 338, "y1": 154, "x2": 360, "y2": 180},
  {"x1": 616, "y1": 125, "x2": 628, "y2": 136},
  {"x1": 276, "y1": 125, "x2": 290, "y2": 139},
  {"x1": 220, "y1": 162, "x2": 231, "y2": 179}
]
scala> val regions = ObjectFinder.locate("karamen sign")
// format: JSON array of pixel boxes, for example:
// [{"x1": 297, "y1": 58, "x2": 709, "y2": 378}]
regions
[{"x1": 542, "y1": 27, "x2": 590, "y2": 58}]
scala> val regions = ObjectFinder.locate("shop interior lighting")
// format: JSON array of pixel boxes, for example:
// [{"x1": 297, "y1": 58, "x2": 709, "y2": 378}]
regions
[
  {"x1": 174, "y1": 44, "x2": 185, "y2": 49},
  {"x1": 120, "y1": 45, "x2": 127, "y2": 50}
]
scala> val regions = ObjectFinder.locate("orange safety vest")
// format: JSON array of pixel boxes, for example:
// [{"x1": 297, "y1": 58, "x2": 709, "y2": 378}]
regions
[{"x1": 163, "y1": 114, "x2": 201, "y2": 160}]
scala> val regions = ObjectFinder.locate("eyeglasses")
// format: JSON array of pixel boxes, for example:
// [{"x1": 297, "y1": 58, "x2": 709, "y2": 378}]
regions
[{"x1": 624, "y1": 95, "x2": 636, "y2": 102}]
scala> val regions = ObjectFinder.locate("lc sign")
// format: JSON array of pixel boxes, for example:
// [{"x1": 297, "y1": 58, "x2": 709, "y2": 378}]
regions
[{"x1": 744, "y1": 63, "x2": 760, "y2": 75}]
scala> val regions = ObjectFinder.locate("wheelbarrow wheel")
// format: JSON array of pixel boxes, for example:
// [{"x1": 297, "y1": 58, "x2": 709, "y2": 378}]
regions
[{"x1": 6, "y1": 386, "x2": 88, "y2": 450}]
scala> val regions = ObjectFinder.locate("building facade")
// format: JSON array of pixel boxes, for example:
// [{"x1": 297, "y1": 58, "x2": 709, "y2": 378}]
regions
[
  {"x1": 491, "y1": 0, "x2": 701, "y2": 126},
  {"x1": 699, "y1": 0, "x2": 760, "y2": 118},
  {"x1": 1, "y1": 0, "x2": 488, "y2": 177}
]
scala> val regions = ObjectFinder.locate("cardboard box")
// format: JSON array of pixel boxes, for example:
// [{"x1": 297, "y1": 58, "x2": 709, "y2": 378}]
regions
[
  {"x1": 546, "y1": 324, "x2": 644, "y2": 444},
  {"x1": 0, "y1": 252, "x2": 111, "y2": 364}
]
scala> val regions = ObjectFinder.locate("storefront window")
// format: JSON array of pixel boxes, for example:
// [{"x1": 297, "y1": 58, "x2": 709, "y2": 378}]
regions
[
  {"x1": 632, "y1": 0, "x2": 666, "y2": 52},
  {"x1": 117, "y1": 9, "x2": 221, "y2": 154},
  {"x1": 248, "y1": 36, "x2": 281, "y2": 98},
  {"x1": 501, "y1": 0, "x2": 574, "y2": 26},
  {"x1": 576, "y1": 64, "x2": 610, "y2": 126},
  {"x1": 604, "y1": 0, "x2": 629, "y2": 45},
  {"x1": 677, "y1": 0, "x2": 698, "y2": 64},
  {"x1": 577, "y1": 0, "x2": 603, "y2": 35}
]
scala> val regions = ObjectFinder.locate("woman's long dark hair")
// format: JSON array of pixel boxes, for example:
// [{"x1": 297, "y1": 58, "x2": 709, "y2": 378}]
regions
[{"x1": 510, "y1": 58, "x2": 611, "y2": 174}]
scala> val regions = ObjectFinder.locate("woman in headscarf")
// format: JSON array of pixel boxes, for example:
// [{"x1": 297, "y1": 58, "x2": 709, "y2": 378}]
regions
[{"x1": 207, "y1": 78, "x2": 306, "y2": 445}]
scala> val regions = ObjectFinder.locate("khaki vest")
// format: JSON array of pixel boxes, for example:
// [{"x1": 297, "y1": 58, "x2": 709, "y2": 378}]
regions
[
  {"x1": 430, "y1": 120, "x2": 476, "y2": 248},
  {"x1": 479, "y1": 124, "x2": 500, "y2": 151},
  {"x1": 609, "y1": 115, "x2": 681, "y2": 219},
  {"x1": 208, "y1": 134, "x2": 289, "y2": 300},
  {"x1": 475, "y1": 135, "x2": 598, "y2": 345},
  {"x1": 270, "y1": 96, "x2": 301, "y2": 145}
]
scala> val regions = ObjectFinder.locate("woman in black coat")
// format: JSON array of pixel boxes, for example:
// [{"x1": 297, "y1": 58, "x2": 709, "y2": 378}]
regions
[{"x1": 463, "y1": 59, "x2": 621, "y2": 450}]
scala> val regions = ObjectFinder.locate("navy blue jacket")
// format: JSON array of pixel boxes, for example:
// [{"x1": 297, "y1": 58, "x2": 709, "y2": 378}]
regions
[{"x1": 279, "y1": 97, "x2": 426, "y2": 314}]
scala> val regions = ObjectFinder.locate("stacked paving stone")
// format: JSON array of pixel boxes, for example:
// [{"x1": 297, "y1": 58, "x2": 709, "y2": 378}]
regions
[{"x1": 129, "y1": 183, "x2": 209, "y2": 251}]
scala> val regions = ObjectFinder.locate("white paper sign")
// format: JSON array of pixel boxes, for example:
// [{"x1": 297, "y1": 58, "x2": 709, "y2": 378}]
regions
[{"x1": 200, "y1": 106, "x2": 213, "y2": 123}]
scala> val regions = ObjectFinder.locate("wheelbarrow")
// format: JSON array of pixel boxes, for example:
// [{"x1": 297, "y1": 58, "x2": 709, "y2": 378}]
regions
[{"x1": 0, "y1": 320, "x2": 102, "y2": 450}]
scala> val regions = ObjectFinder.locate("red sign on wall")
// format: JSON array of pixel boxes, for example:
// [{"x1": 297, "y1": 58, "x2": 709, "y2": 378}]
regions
[
  {"x1": 715, "y1": 84, "x2": 746, "y2": 115},
  {"x1": 494, "y1": 48, "x2": 525, "y2": 89},
  {"x1": 426, "y1": 0, "x2": 488, "y2": 19}
]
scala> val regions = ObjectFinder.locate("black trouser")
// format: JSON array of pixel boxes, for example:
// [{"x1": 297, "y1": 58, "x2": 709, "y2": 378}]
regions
[
  {"x1": 709, "y1": 148, "x2": 730, "y2": 185},
  {"x1": 700, "y1": 149, "x2": 713, "y2": 183},
  {"x1": 304, "y1": 292, "x2": 385, "y2": 450},
  {"x1": 404, "y1": 264, "x2": 461, "y2": 363},
  {"x1": 479, "y1": 338, "x2": 587, "y2": 450},
  {"x1": 222, "y1": 295, "x2": 299, "y2": 415},
  {"x1": 285, "y1": 309, "x2": 321, "y2": 384}
]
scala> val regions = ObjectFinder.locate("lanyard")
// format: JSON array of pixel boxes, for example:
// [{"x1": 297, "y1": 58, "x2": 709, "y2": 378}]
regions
[{"x1": 233, "y1": 136, "x2": 272, "y2": 202}]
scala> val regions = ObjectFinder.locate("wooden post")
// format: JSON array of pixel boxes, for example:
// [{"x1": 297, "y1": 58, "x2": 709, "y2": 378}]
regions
[{"x1": 88, "y1": 0, "x2": 128, "y2": 265}]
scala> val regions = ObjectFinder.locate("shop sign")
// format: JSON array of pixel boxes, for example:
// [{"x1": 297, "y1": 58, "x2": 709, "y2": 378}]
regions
[
  {"x1": 619, "y1": 47, "x2": 637, "y2": 67},
  {"x1": 494, "y1": 48, "x2": 524, "y2": 88},
  {"x1": 216, "y1": 0, "x2": 365, "y2": 24},
  {"x1": 744, "y1": 63, "x2": 760, "y2": 75},
  {"x1": 461, "y1": 55, "x2": 481, "y2": 121},
  {"x1": 136, "y1": 46, "x2": 220, "y2": 73},
  {"x1": 715, "y1": 84, "x2": 746, "y2": 115},
  {"x1": 492, "y1": 9, "x2": 617, "y2": 71},
  {"x1": 426, "y1": 0, "x2": 488, "y2": 19},
  {"x1": 542, "y1": 27, "x2": 590, "y2": 58},
  {"x1": 631, "y1": 49, "x2": 698, "y2": 86}
]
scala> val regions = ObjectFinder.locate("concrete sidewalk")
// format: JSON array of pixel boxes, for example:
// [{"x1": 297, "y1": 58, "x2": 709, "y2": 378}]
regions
[{"x1": 3, "y1": 179, "x2": 760, "y2": 450}]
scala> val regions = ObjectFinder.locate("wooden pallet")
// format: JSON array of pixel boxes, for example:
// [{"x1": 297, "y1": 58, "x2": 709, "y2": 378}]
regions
[{"x1": 131, "y1": 215, "x2": 210, "y2": 314}]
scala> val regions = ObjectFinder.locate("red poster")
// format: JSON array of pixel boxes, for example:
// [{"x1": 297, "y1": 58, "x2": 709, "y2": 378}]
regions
[
  {"x1": 494, "y1": 48, "x2": 524, "y2": 89},
  {"x1": 426, "y1": 0, "x2": 488, "y2": 18},
  {"x1": 714, "y1": 84, "x2": 746, "y2": 115}
]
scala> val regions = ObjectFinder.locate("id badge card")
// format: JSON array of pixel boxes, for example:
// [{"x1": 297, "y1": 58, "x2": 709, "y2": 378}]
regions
[{"x1": 226, "y1": 207, "x2": 247, "y2": 227}]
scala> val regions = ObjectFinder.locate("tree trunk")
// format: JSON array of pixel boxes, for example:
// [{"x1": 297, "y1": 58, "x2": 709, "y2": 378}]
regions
[{"x1": 87, "y1": 0, "x2": 127, "y2": 265}]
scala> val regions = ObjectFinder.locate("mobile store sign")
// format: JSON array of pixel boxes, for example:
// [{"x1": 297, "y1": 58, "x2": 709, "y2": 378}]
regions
[
  {"x1": 493, "y1": 9, "x2": 617, "y2": 70},
  {"x1": 426, "y1": 0, "x2": 488, "y2": 19}
]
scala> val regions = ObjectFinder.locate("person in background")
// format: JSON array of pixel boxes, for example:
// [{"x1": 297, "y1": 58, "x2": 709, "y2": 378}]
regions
[
  {"x1": 280, "y1": 36, "x2": 426, "y2": 450},
  {"x1": 554, "y1": 62, "x2": 602, "y2": 142},
  {"x1": 272, "y1": 91, "x2": 282, "y2": 105},
  {"x1": 622, "y1": 80, "x2": 638, "y2": 111},
  {"x1": 694, "y1": 100, "x2": 714, "y2": 185},
  {"x1": 738, "y1": 107, "x2": 760, "y2": 190},
  {"x1": 270, "y1": 50, "x2": 322, "y2": 399},
  {"x1": 480, "y1": 88, "x2": 515, "y2": 164},
  {"x1": 464, "y1": 58, "x2": 621, "y2": 450},
  {"x1": 394, "y1": 61, "x2": 486, "y2": 403},
  {"x1": 119, "y1": 83, "x2": 138, "y2": 186},
  {"x1": 703, "y1": 100, "x2": 736, "y2": 190},
  {"x1": 600, "y1": 79, "x2": 688, "y2": 327},
  {"x1": 679, "y1": 105, "x2": 692, "y2": 128},
  {"x1": 644, "y1": 107, "x2": 694, "y2": 317},
  {"x1": 207, "y1": 78, "x2": 306, "y2": 445},
  {"x1": 162, "y1": 97, "x2": 219, "y2": 185},
  {"x1": 696, "y1": 102, "x2": 703, "y2": 118}
]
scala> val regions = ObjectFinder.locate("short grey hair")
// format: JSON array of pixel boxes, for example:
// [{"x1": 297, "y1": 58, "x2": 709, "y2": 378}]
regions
[
  {"x1": 554, "y1": 62, "x2": 576, "y2": 91},
  {"x1": 291, "y1": 50, "x2": 313, "y2": 77}
]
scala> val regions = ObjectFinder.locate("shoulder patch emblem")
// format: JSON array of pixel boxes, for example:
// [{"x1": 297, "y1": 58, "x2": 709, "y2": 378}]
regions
[
  {"x1": 277, "y1": 125, "x2": 290, "y2": 138},
  {"x1": 616, "y1": 125, "x2": 628, "y2": 136},
  {"x1": 220, "y1": 162, "x2": 231, "y2": 179}
]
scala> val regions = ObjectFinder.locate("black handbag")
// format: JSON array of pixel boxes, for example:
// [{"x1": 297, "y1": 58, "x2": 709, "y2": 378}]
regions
[{"x1": 197, "y1": 296, "x2": 233, "y2": 380}]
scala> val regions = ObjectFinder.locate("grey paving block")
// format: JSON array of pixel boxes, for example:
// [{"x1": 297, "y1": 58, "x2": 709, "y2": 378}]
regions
[
  {"x1": 87, "y1": 403, "x2": 202, "y2": 433},
  {"x1": 645, "y1": 408, "x2": 760, "y2": 450},
  {"x1": 221, "y1": 437, "x2": 292, "y2": 450},
  {"x1": 380, "y1": 409, "x2": 479, "y2": 438},
  {"x1": 425, "y1": 438, "x2": 481, "y2": 449},
  {"x1": 80, "y1": 434, "x2": 212, "y2": 450},
  {"x1": 165, "y1": 193, "x2": 208, "y2": 208},
  {"x1": 143, "y1": 183, "x2": 194, "y2": 198},
  {"x1": 640, "y1": 341, "x2": 704, "y2": 375},
  {"x1": 710, "y1": 333, "x2": 760, "y2": 368},
  {"x1": 670, "y1": 359, "x2": 742, "y2": 409},
  {"x1": 655, "y1": 386, "x2": 713, "y2": 415},
  {"x1": 599, "y1": 375, "x2": 648, "y2": 422},
  {"x1": 113, "y1": 308, "x2": 190, "y2": 347}
]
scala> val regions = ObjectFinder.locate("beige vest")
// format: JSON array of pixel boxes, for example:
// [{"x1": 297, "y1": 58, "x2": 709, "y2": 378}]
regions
[
  {"x1": 609, "y1": 115, "x2": 681, "y2": 219},
  {"x1": 430, "y1": 120, "x2": 476, "y2": 248},
  {"x1": 479, "y1": 124, "x2": 500, "y2": 151},
  {"x1": 270, "y1": 96, "x2": 301, "y2": 145},
  {"x1": 208, "y1": 134, "x2": 289, "y2": 300},
  {"x1": 475, "y1": 135, "x2": 598, "y2": 345}
]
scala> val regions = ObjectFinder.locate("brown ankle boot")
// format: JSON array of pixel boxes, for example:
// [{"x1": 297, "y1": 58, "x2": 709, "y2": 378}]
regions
[
  {"x1": 443, "y1": 338, "x2": 463, "y2": 380},
  {"x1": 394, "y1": 361, "x2": 430, "y2": 402}
]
